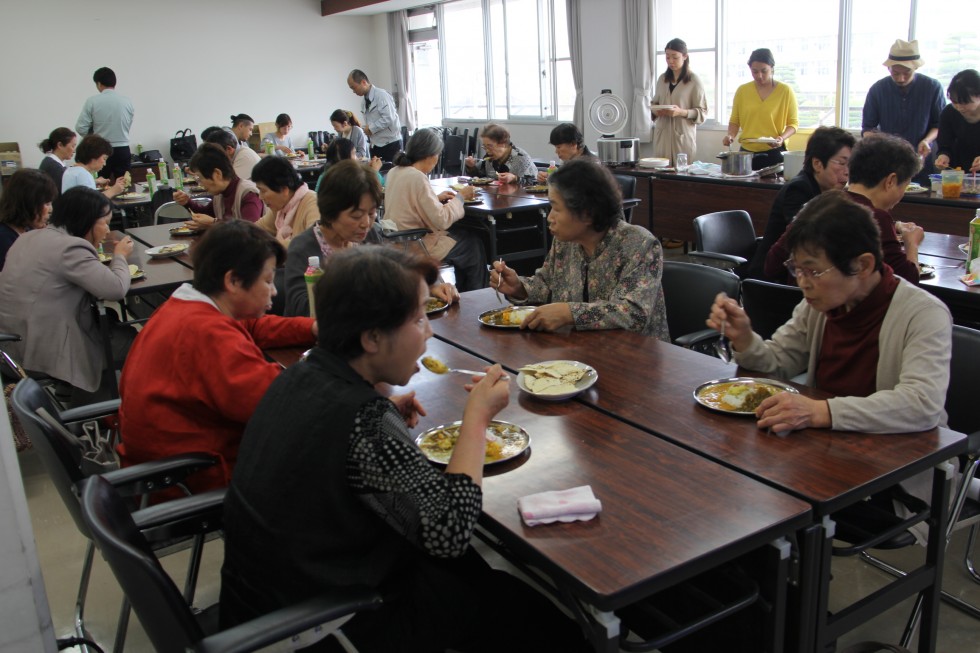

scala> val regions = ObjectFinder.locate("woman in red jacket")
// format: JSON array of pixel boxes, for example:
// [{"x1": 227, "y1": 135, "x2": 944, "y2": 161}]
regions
[{"x1": 117, "y1": 220, "x2": 316, "y2": 492}]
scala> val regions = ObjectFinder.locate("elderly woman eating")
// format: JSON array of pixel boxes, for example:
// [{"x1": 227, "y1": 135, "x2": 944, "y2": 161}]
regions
[
  {"x1": 175, "y1": 143, "x2": 264, "y2": 226},
  {"x1": 117, "y1": 221, "x2": 316, "y2": 493},
  {"x1": 464, "y1": 123, "x2": 538, "y2": 184},
  {"x1": 219, "y1": 246, "x2": 590, "y2": 653},
  {"x1": 708, "y1": 190, "x2": 950, "y2": 435},
  {"x1": 492, "y1": 160, "x2": 669, "y2": 338},
  {"x1": 536, "y1": 123, "x2": 598, "y2": 182},
  {"x1": 252, "y1": 155, "x2": 319, "y2": 245}
]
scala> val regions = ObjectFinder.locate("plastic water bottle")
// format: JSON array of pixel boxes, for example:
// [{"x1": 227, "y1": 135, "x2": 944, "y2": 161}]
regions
[
  {"x1": 265, "y1": 140, "x2": 275, "y2": 156},
  {"x1": 136, "y1": 143, "x2": 143, "y2": 155},
  {"x1": 304, "y1": 256, "x2": 324, "y2": 318},
  {"x1": 307, "y1": 138, "x2": 315, "y2": 159},
  {"x1": 158, "y1": 160, "x2": 168, "y2": 184},
  {"x1": 173, "y1": 163, "x2": 183, "y2": 191},
  {"x1": 547, "y1": 160, "x2": 557, "y2": 177},
  {"x1": 146, "y1": 169, "x2": 156, "y2": 196}
]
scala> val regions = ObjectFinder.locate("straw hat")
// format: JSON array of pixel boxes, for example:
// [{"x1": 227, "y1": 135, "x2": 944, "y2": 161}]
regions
[{"x1": 883, "y1": 39, "x2": 923, "y2": 70}]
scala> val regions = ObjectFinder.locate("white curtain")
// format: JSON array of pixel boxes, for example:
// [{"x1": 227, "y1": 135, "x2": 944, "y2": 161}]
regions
[
  {"x1": 623, "y1": 0, "x2": 653, "y2": 142},
  {"x1": 387, "y1": 11, "x2": 417, "y2": 133},
  {"x1": 567, "y1": 0, "x2": 585, "y2": 128}
]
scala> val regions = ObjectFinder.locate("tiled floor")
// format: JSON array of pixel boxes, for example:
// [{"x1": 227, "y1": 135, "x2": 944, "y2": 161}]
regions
[{"x1": 17, "y1": 441, "x2": 980, "y2": 652}]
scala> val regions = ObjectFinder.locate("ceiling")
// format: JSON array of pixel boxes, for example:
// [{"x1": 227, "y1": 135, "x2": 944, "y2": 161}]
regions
[{"x1": 324, "y1": 0, "x2": 436, "y2": 16}]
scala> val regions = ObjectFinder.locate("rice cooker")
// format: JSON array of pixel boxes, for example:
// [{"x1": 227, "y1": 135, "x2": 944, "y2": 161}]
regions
[{"x1": 589, "y1": 89, "x2": 639, "y2": 165}]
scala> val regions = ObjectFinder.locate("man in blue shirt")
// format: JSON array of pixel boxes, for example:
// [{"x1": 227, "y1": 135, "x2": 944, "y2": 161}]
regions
[
  {"x1": 76, "y1": 67, "x2": 135, "y2": 181},
  {"x1": 861, "y1": 39, "x2": 945, "y2": 184},
  {"x1": 347, "y1": 69, "x2": 403, "y2": 162}
]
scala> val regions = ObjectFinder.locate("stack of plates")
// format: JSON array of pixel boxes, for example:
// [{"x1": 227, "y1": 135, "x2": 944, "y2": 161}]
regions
[{"x1": 637, "y1": 157, "x2": 670, "y2": 169}]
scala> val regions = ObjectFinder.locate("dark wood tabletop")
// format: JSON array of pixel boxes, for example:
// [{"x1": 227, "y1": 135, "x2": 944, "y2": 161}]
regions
[
  {"x1": 127, "y1": 224, "x2": 200, "y2": 267},
  {"x1": 428, "y1": 289, "x2": 967, "y2": 516},
  {"x1": 106, "y1": 232, "x2": 194, "y2": 295},
  {"x1": 919, "y1": 231, "x2": 968, "y2": 261}
]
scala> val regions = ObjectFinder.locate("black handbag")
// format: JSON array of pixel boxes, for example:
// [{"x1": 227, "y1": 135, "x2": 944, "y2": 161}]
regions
[{"x1": 170, "y1": 128, "x2": 197, "y2": 163}]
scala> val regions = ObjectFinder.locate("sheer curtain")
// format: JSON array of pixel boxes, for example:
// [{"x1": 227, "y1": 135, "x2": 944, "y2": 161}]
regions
[
  {"x1": 624, "y1": 0, "x2": 653, "y2": 142},
  {"x1": 567, "y1": 0, "x2": 584, "y2": 127},
  {"x1": 387, "y1": 11, "x2": 417, "y2": 133}
]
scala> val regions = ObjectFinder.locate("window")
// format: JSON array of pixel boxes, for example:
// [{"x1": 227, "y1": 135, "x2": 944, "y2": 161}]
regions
[
  {"x1": 653, "y1": 0, "x2": 717, "y2": 121},
  {"x1": 408, "y1": 6, "x2": 444, "y2": 127}
]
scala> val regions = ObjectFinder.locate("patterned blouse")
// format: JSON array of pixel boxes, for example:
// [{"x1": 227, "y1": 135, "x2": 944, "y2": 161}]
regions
[
  {"x1": 347, "y1": 398, "x2": 483, "y2": 557},
  {"x1": 516, "y1": 220, "x2": 670, "y2": 340},
  {"x1": 469, "y1": 143, "x2": 539, "y2": 182}
]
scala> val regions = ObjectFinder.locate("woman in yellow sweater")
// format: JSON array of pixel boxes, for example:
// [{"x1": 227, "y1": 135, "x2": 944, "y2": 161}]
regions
[{"x1": 723, "y1": 48, "x2": 799, "y2": 170}]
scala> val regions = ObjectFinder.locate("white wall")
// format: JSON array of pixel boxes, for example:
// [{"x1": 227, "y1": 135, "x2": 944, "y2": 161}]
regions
[{"x1": 0, "y1": 0, "x2": 384, "y2": 169}]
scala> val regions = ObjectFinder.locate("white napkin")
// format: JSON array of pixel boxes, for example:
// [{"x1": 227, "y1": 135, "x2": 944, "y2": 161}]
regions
[{"x1": 518, "y1": 485, "x2": 602, "y2": 526}]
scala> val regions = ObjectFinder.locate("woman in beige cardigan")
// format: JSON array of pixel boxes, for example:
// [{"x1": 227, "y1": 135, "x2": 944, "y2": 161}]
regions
[
  {"x1": 383, "y1": 128, "x2": 488, "y2": 291},
  {"x1": 651, "y1": 38, "x2": 707, "y2": 164},
  {"x1": 251, "y1": 156, "x2": 319, "y2": 245}
]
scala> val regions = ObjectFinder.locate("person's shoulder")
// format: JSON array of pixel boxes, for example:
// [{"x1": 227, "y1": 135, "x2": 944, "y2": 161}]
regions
[{"x1": 612, "y1": 220, "x2": 655, "y2": 244}]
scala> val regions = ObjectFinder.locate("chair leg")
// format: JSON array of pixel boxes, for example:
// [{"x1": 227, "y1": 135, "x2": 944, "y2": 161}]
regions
[
  {"x1": 74, "y1": 541, "x2": 95, "y2": 643},
  {"x1": 181, "y1": 533, "x2": 206, "y2": 606},
  {"x1": 966, "y1": 523, "x2": 980, "y2": 583},
  {"x1": 112, "y1": 597, "x2": 130, "y2": 653}
]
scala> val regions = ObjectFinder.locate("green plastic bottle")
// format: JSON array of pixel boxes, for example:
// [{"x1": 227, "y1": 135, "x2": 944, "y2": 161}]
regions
[
  {"x1": 173, "y1": 163, "x2": 183, "y2": 191},
  {"x1": 146, "y1": 169, "x2": 156, "y2": 196},
  {"x1": 547, "y1": 160, "x2": 557, "y2": 176},
  {"x1": 304, "y1": 256, "x2": 324, "y2": 318},
  {"x1": 307, "y1": 138, "x2": 315, "y2": 159}
]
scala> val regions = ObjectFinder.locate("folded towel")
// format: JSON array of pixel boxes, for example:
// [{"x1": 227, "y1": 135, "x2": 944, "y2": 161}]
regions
[{"x1": 518, "y1": 485, "x2": 602, "y2": 526}]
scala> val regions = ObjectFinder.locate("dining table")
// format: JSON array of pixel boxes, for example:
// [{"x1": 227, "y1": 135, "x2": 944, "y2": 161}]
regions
[
  {"x1": 422, "y1": 288, "x2": 967, "y2": 653},
  {"x1": 265, "y1": 337, "x2": 812, "y2": 653},
  {"x1": 914, "y1": 233, "x2": 980, "y2": 329}
]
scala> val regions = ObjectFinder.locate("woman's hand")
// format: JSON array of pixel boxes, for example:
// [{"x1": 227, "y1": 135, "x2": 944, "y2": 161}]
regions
[
  {"x1": 104, "y1": 177, "x2": 127, "y2": 198},
  {"x1": 464, "y1": 155, "x2": 476, "y2": 170},
  {"x1": 769, "y1": 136, "x2": 784, "y2": 150},
  {"x1": 437, "y1": 190, "x2": 456, "y2": 204},
  {"x1": 536, "y1": 170, "x2": 549, "y2": 183},
  {"x1": 390, "y1": 391, "x2": 426, "y2": 428},
  {"x1": 490, "y1": 260, "x2": 525, "y2": 298},
  {"x1": 113, "y1": 235, "x2": 134, "y2": 258},
  {"x1": 497, "y1": 172, "x2": 518, "y2": 184},
  {"x1": 521, "y1": 303, "x2": 573, "y2": 332},
  {"x1": 917, "y1": 140, "x2": 933, "y2": 158},
  {"x1": 431, "y1": 282, "x2": 460, "y2": 305},
  {"x1": 934, "y1": 154, "x2": 950, "y2": 170},
  {"x1": 706, "y1": 292, "x2": 754, "y2": 352},
  {"x1": 174, "y1": 190, "x2": 190, "y2": 206},
  {"x1": 756, "y1": 393, "x2": 831, "y2": 432},
  {"x1": 722, "y1": 134, "x2": 736, "y2": 147},
  {"x1": 459, "y1": 186, "x2": 477, "y2": 201},
  {"x1": 462, "y1": 364, "x2": 510, "y2": 423},
  {"x1": 369, "y1": 156, "x2": 383, "y2": 172},
  {"x1": 279, "y1": 145, "x2": 293, "y2": 155},
  {"x1": 189, "y1": 213, "x2": 216, "y2": 228}
]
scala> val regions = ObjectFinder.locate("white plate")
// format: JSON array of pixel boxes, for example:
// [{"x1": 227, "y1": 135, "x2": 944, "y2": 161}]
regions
[
  {"x1": 693, "y1": 377, "x2": 799, "y2": 415},
  {"x1": 128, "y1": 264, "x2": 145, "y2": 280},
  {"x1": 919, "y1": 264, "x2": 936, "y2": 279},
  {"x1": 649, "y1": 105, "x2": 674, "y2": 111},
  {"x1": 517, "y1": 360, "x2": 598, "y2": 401},
  {"x1": 741, "y1": 137, "x2": 779, "y2": 144},
  {"x1": 146, "y1": 244, "x2": 189, "y2": 258},
  {"x1": 723, "y1": 172, "x2": 758, "y2": 179},
  {"x1": 416, "y1": 420, "x2": 530, "y2": 465},
  {"x1": 116, "y1": 192, "x2": 149, "y2": 201},
  {"x1": 959, "y1": 243, "x2": 969, "y2": 254},
  {"x1": 425, "y1": 297, "x2": 449, "y2": 315},
  {"x1": 478, "y1": 306, "x2": 535, "y2": 328},
  {"x1": 638, "y1": 157, "x2": 670, "y2": 168},
  {"x1": 905, "y1": 184, "x2": 929, "y2": 194}
]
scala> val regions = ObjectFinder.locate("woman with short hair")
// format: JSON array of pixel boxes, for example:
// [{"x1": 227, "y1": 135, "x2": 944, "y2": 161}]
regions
[
  {"x1": 0, "y1": 169, "x2": 58, "y2": 269},
  {"x1": 261, "y1": 113, "x2": 296, "y2": 156},
  {"x1": 464, "y1": 123, "x2": 538, "y2": 184},
  {"x1": 61, "y1": 134, "x2": 126, "y2": 197},
  {"x1": 0, "y1": 187, "x2": 136, "y2": 400},
  {"x1": 252, "y1": 155, "x2": 319, "y2": 245},
  {"x1": 385, "y1": 128, "x2": 488, "y2": 291},
  {"x1": 174, "y1": 143, "x2": 264, "y2": 226},
  {"x1": 535, "y1": 123, "x2": 598, "y2": 182},
  {"x1": 117, "y1": 220, "x2": 317, "y2": 493},
  {"x1": 315, "y1": 137, "x2": 383, "y2": 192},
  {"x1": 492, "y1": 159, "x2": 669, "y2": 338},
  {"x1": 935, "y1": 69, "x2": 980, "y2": 173},
  {"x1": 37, "y1": 127, "x2": 77, "y2": 191}
]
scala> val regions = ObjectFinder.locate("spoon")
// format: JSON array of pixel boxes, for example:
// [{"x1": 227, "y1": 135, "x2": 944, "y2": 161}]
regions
[
  {"x1": 714, "y1": 320, "x2": 733, "y2": 364},
  {"x1": 420, "y1": 356, "x2": 507, "y2": 379}
]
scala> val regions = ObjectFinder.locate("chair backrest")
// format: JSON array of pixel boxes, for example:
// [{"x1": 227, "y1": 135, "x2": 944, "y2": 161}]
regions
[
  {"x1": 155, "y1": 201, "x2": 193, "y2": 225},
  {"x1": 613, "y1": 174, "x2": 638, "y2": 224},
  {"x1": 470, "y1": 127, "x2": 481, "y2": 158},
  {"x1": 947, "y1": 325, "x2": 980, "y2": 436},
  {"x1": 661, "y1": 261, "x2": 740, "y2": 343},
  {"x1": 740, "y1": 279, "x2": 804, "y2": 341},
  {"x1": 443, "y1": 134, "x2": 466, "y2": 177},
  {"x1": 11, "y1": 378, "x2": 89, "y2": 534},
  {"x1": 693, "y1": 210, "x2": 756, "y2": 258},
  {"x1": 151, "y1": 186, "x2": 175, "y2": 214},
  {"x1": 81, "y1": 476, "x2": 205, "y2": 651}
]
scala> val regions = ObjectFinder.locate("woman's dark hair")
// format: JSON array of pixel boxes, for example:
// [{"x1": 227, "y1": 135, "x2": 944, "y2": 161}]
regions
[
  {"x1": 230, "y1": 113, "x2": 254, "y2": 127},
  {"x1": 848, "y1": 133, "x2": 920, "y2": 188},
  {"x1": 49, "y1": 187, "x2": 112, "y2": 238},
  {"x1": 275, "y1": 113, "x2": 292, "y2": 129},
  {"x1": 189, "y1": 143, "x2": 236, "y2": 180},
  {"x1": 74, "y1": 134, "x2": 113, "y2": 165},
  {"x1": 251, "y1": 155, "x2": 303, "y2": 193},
  {"x1": 329, "y1": 109, "x2": 361, "y2": 128},
  {"x1": 803, "y1": 126, "x2": 856, "y2": 175},
  {"x1": 325, "y1": 137, "x2": 355, "y2": 163},
  {"x1": 192, "y1": 220, "x2": 286, "y2": 296},
  {"x1": 482, "y1": 123, "x2": 511, "y2": 144},
  {"x1": 317, "y1": 160, "x2": 382, "y2": 224},
  {"x1": 0, "y1": 169, "x2": 57, "y2": 231},
  {"x1": 93, "y1": 67, "x2": 116, "y2": 87},
  {"x1": 39, "y1": 127, "x2": 76, "y2": 154},
  {"x1": 748, "y1": 48, "x2": 775, "y2": 68},
  {"x1": 393, "y1": 128, "x2": 443, "y2": 167},
  {"x1": 204, "y1": 127, "x2": 239, "y2": 151},
  {"x1": 548, "y1": 123, "x2": 585, "y2": 148},
  {"x1": 315, "y1": 246, "x2": 438, "y2": 359},
  {"x1": 664, "y1": 38, "x2": 692, "y2": 84},
  {"x1": 947, "y1": 69, "x2": 980, "y2": 104},
  {"x1": 548, "y1": 159, "x2": 622, "y2": 232},
  {"x1": 786, "y1": 190, "x2": 882, "y2": 274}
]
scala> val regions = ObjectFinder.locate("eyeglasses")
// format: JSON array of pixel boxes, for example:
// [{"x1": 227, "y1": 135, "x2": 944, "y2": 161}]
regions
[
  {"x1": 828, "y1": 157, "x2": 849, "y2": 168},
  {"x1": 784, "y1": 259, "x2": 835, "y2": 279}
]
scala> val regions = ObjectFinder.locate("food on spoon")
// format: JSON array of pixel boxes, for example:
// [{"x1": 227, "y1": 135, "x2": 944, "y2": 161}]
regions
[{"x1": 421, "y1": 356, "x2": 449, "y2": 374}]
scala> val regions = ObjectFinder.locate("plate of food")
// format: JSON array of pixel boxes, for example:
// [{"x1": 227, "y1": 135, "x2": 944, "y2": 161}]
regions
[
  {"x1": 128, "y1": 264, "x2": 145, "y2": 280},
  {"x1": 425, "y1": 296, "x2": 449, "y2": 315},
  {"x1": 693, "y1": 377, "x2": 799, "y2": 416},
  {"x1": 741, "y1": 137, "x2": 779, "y2": 144},
  {"x1": 469, "y1": 177, "x2": 495, "y2": 186},
  {"x1": 168, "y1": 225, "x2": 197, "y2": 237},
  {"x1": 463, "y1": 198, "x2": 483, "y2": 205},
  {"x1": 115, "y1": 191, "x2": 149, "y2": 201},
  {"x1": 919, "y1": 263, "x2": 936, "y2": 279},
  {"x1": 904, "y1": 183, "x2": 929, "y2": 194},
  {"x1": 517, "y1": 360, "x2": 597, "y2": 401},
  {"x1": 146, "y1": 243, "x2": 190, "y2": 258},
  {"x1": 524, "y1": 184, "x2": 549, "y2": 193},
  {"x1": 478, "y1": 306, "x2": 535, "y2": 328},
  {"x1": 98, "y1": 252, "x2": 112, "y2": 264},
  {"x1": 416, "y1": 420, "x2": 530, "y2": 465}
]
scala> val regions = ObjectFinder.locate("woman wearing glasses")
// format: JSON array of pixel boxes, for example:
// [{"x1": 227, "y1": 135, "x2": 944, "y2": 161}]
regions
[{"x1": 708, "y1": 190, "x2": 950, "y2": 436}]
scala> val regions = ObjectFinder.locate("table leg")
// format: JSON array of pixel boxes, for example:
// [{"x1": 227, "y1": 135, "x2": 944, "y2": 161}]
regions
[
  {"x1": 763, "y1": 537, "x2": 791, "y2": 653},
  {"x1": 916, "y1": 462, "x2": 954, "y2": 653},
  {"x1": 791, "y1": 522, "x2": 823, "y2": 653}
]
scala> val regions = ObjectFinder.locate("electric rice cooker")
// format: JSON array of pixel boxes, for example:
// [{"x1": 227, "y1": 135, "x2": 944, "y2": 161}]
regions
[{"x1": 589, "y1": 89, "x2": 639, "y2": 165}]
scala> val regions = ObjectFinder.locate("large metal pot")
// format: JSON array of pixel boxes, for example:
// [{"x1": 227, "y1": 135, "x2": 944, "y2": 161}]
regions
[
  {"x1": 717, "y1": 150, "x2": 754, "y2": 176},
  {"x1": 597, "y1": 137, "x2": 640, "y2": 165}
]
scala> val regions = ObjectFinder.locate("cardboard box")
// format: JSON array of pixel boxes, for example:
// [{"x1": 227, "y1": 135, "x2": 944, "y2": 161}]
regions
[
  {"x1": 0, "y1": 142, "x2": 21, "y2": 177},
  {"x1": 249, "y1": 122, "x2": 277, "y2": 153}
]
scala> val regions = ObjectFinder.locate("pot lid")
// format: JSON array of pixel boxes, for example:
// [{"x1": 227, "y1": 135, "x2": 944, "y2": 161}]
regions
[{"x1": 588, "y1": 89, "x2": 630, "y2": 137}]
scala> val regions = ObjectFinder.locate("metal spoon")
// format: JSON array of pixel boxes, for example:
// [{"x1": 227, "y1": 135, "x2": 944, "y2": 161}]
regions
[
  {"x1": 714, "y1": 320, "x2": 733, "y2": 364},
  {"x1": 421, "y1": 356, "x2": 507, "y2": 379}
]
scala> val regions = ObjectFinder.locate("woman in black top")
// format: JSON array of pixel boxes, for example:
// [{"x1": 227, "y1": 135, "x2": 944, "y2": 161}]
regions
[{"x1": 0, "y1": 169, "x2": 57, "y2": 269}]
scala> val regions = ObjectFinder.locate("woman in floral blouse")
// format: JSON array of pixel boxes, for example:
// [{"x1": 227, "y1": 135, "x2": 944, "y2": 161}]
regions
[{"x1": 491, "y1": 159, "x2": 670, "y2": 339}]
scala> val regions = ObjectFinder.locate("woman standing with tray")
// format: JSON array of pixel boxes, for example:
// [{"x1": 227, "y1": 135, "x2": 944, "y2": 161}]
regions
[
  {"x1": 650, "y1": 38, "x2": 707, "y2": 165},
  {"x1": 723, "y1": 48, "x2": 799, "y2": 170}
]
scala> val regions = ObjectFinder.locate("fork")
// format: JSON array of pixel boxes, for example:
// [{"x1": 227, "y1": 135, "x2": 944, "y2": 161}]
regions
[
  {"x1": 489, "y1": 258, "x2": 504, "y2": 304},
  {"x1": 714, "y1": 319, "x2": 733, "y2": 363}
]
